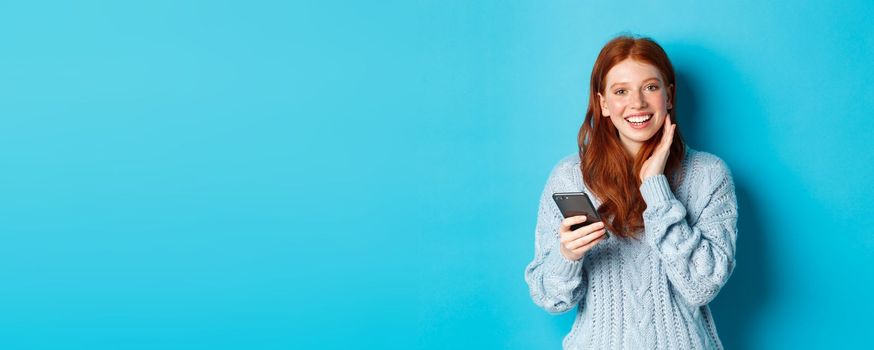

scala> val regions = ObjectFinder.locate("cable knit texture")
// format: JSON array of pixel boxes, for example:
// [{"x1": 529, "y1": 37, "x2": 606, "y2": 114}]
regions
[{"x1": 524, "y1": 147, "x2": 737, "y2": 349}]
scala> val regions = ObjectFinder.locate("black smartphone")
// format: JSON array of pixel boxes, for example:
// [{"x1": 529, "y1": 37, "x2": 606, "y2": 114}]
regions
[{"x1": 552, "y1": 192, "x2": 605, "y2": 233}]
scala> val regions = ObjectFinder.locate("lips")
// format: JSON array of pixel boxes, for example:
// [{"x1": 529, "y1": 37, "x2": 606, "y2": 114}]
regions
[{"x1": 624, "y1": 113, "x2": 652, "y2": 123}]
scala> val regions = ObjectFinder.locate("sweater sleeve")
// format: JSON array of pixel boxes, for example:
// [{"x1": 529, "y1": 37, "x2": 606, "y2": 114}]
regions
[
  {"x1": 639, "y1": 160, "x2": 738, "y2": 307},
  {"x1": 524, "y1": 165, "x2": 588, "y2": 314}
]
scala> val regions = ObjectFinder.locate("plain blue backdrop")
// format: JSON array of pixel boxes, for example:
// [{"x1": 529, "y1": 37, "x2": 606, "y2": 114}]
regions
[{"x1": 1, "y1": 1, "x2": 872, "y2": 349}]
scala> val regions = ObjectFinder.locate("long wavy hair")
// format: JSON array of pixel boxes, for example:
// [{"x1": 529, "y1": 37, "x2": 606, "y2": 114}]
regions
[{"x1": 578, "y1": 35, "x2": 686, "y2": 238}]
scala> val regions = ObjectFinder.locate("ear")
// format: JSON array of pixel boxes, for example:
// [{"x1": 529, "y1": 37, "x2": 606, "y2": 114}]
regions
[
  {"x1": 597, "y1": 92, "x2": 610, "y2": 117},
  {"x1": 667, "y1": 83, "x2": 674, "y2": 110}
]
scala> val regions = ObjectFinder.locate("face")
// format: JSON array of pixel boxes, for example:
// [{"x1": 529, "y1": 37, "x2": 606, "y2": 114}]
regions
[{"x1": 598, "y1": 58, "x2": 673, "y2": 155}]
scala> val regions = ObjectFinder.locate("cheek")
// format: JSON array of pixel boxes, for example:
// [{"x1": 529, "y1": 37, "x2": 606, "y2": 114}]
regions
[
  {"x1": 609, "y1": 115, "x2": 626, "y2": 127},
  {"x1": 648, "y1": 93, "x2": 668, "y2": 109},
  {"x1": 607, "y1": 99, "x2": 625, "y2": 114}
]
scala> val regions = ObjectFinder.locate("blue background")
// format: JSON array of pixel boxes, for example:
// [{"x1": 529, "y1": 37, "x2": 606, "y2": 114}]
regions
[{"x1": 1, "y1": 1, "x2": 872, "y2": 349}]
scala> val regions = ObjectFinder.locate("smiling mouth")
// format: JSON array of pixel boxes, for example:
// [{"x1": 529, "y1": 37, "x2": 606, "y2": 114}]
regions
[{"x1": 624, "y1": 114, "x2": 653, "y2": 126}]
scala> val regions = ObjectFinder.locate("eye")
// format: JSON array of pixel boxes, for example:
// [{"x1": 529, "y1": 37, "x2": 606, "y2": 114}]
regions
[
  {"x1": 645, "y1": 84, "x2": 659, "y2": 91},
  {"x1": 614, "y1": 89, "x2": 626, "y2": 95}
]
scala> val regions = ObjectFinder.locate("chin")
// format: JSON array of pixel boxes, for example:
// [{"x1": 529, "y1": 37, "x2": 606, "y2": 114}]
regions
[{"x1": 625, "y1": 129, "x2": 659, "y2": 142}]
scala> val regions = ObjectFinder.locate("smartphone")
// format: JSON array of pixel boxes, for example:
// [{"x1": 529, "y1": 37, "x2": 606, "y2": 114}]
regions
[{"x1": 552, "y1": 192, "x2": 605, "y2": 234}]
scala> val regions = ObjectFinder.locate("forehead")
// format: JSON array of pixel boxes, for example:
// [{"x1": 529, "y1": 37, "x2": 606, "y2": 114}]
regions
[{"x1": 605, "y1": 59, "x2": 663, "y2": 85}]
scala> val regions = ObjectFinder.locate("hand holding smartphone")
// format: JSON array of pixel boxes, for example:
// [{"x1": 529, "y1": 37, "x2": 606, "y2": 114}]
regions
[
  {"x1": 552, "y1": 192, "x2": 608, "y2": 261},
  {"x1": 552, "y1": 192, "x2": 604, "y2": 232}
]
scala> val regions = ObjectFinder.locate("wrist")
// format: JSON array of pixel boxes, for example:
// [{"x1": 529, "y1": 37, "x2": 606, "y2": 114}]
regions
[
  {"x1": 640, "y1": 173, "x2": 662, "y2": 183},
  {"x1": 548, "y1": 246, "x2": 584, "y2": 276},
  {"x1": 639, "y1": 174, "x2": 675, "y2": 205},
  {"x1": 560, "y1": 247, "x2": 582, "y2": 261}
]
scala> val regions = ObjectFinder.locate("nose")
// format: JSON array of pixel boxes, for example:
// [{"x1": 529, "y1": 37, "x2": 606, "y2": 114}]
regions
[{"x1": 630, "y1": 89, "x2": 647, "y2": 109}]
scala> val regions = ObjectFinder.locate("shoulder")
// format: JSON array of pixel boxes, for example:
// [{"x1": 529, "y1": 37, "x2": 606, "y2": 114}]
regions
[
  {"x1": 544, "y1": 152, "x2": 582, "y2": 192},
  {"x1": 683, "y1": 147, "x2": 734, "y2": 189},
  {"x1": 552, "y1": 153, "x2": 581, "y2": 174}
]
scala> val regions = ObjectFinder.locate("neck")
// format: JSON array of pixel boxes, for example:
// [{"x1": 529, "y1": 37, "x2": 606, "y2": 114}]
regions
[{"x1": 621, "y1": 139, "x2": 642, "y2": 158}]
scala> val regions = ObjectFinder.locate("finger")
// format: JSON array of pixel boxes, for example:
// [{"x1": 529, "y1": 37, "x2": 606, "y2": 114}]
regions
[
  {"x1": 660, "y1": 113, "x2": 669, "y2": 133},
  {"x1": 559, "y1": 217, "x2": 588, "y2": 243},
  {"x1": 572, "y1": 232, "x2": 607, "y2": 254},
  {"x1": 571, "y1": 220, "x2": 604, "y2": 236},
  {"x1": 561, "y1": 219, "x2": 600, "y2": 243},
  {"x1": 667, "y1": 115, "x2": 675, "y2": 133},
  {"x1": 667, "y1": 123, "x2": 676, "y2": 145},
  {"x1": 659, "y1": 115, "x2": 674, "y2": 150},
  {"x1": 662, "y1": 115, "x2": 672, "y2": 140},
  {"x1": 567, "y1": 226, "x2": 606, "y2": 249},
  {"x1": 560, "y1": 215, "x2": 587, "y2": 230}
]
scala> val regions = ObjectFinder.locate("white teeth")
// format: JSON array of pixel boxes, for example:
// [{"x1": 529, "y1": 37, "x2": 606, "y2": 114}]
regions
[{"x1": 625, "y1": 114, "x2": 652, "y2": 123}]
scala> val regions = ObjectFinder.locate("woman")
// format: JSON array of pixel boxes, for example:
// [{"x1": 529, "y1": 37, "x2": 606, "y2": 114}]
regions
[{"x1": 524, "y1": 35, "x2": 738, "y2": 349}]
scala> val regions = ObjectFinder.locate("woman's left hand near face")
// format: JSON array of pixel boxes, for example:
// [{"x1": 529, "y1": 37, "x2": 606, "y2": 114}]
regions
[{"x1": 639, "y1": 114, "x2": 676, "y2": 182}]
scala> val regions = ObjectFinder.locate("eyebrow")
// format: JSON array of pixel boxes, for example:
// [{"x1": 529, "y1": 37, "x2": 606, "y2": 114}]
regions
[{"x1": 609, "y1": 77, "x2": 662, "y2": 90}]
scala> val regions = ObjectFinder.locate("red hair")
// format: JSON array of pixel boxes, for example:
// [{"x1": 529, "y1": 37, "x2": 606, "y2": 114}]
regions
[{"x1": 578, "y1": 35, "x2": 686, "y2": 238}]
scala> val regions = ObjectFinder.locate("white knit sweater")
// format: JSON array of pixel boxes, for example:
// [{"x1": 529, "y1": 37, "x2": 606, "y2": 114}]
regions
[{"x1": 524, "y1": 147, "x2": 738, "y2": 349}]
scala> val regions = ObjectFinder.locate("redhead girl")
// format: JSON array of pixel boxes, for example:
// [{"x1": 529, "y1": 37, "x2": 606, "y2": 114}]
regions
[{"x1": 525, "y1": 35, "x2": 738, "y2": 349}]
